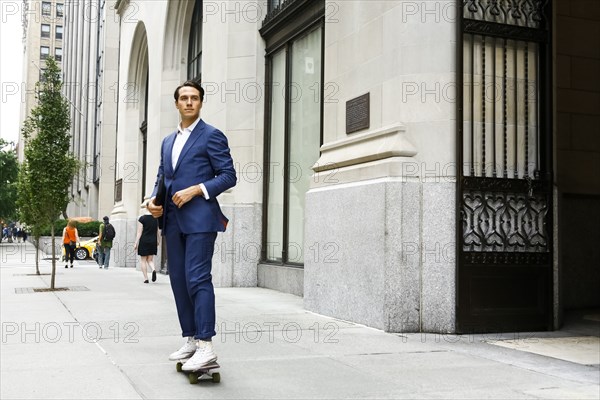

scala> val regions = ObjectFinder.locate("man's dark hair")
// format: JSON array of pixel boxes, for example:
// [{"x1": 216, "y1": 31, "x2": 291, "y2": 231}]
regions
[{"x1": 174, "y1": 80, "x2": 204, "y2": 101}]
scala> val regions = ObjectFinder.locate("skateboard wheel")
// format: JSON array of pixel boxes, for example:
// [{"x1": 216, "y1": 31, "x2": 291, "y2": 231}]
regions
[
  {"x1": 212, "y1": 372, "x2": 221, "y2": 383},
  {"x1": 176, "y1": 362, "x2": 183, "y2": 372},
  {"x1": 188, "y1": 373, "x2": 199, "y2": 384}
]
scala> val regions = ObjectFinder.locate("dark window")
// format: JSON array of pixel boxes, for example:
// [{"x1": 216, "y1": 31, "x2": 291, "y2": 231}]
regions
[
  {"x1": 114, "y1": 179, "x2": 122, "y2": 202},
  {"x1": 40, "y1": 68, "x2": 47, "y2": 82},
  {"x1": 187, "y1": 0, "x2": 202, "y2": 82},
  {"x1": 56, "y1": 25, "x2": 63, "y2": 40},
  {"x1": 55, "y1": 47, "x2": 62, "y2": 62},
  {"x1": 41, "y1": 24, "x2": 50, "y2": 38},
  {"x1": 40, "y1": 46, "x2": 50, "y2": 60},
  {"x1": 42, "y1": 2, "x2": 51, "y2": 16},
  {"x1": 56, "y1": 3, "x2": 63, "y2": 17}
]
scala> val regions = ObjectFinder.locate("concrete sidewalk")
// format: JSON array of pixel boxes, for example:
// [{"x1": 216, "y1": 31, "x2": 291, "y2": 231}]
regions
[{"x1": 1, "y1": 241, "x2": 598, "y2": 399}]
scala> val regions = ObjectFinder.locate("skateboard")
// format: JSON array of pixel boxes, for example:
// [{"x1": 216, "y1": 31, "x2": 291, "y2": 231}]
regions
[{"x1": 175, "y1": 359, "x2": 221, "y2": 384}]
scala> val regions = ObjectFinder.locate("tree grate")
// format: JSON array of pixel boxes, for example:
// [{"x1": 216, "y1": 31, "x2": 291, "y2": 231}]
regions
[{"x1": 15, "y1": 286, "x2": 90, "y2": 294}]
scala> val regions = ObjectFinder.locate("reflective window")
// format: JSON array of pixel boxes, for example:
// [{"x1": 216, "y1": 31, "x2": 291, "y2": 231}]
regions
[
  {"x1": 264, "y1": 26, "x2": 323, "y2": 264},
  {"x1": 41, "y1": 24, "x2": 50, "y2": 38},
  {"x1": 40, "y1": 46, "x2": 50, "y2": 60},
  {"x1": 42, "y1": 2, "x2": 51, "y2": 16}
]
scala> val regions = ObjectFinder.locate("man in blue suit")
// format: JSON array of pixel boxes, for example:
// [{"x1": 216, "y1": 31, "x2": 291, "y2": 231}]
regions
[{"x1": 147, "y1": 80, "x2": 236, "y2": 371}]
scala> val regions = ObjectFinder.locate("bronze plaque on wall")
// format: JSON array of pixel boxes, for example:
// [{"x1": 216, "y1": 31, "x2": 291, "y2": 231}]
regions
[{"x1": 346, "y1": 93, "x2": 370, "y2": 134}]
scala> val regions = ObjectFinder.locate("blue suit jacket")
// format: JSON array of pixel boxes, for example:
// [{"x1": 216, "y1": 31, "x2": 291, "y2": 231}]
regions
[{"x1": 151, "y1": 119, "x2": 236, "y2": 233}]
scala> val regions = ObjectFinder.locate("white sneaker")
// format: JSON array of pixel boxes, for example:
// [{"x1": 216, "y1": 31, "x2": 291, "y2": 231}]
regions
[
  {"x1": 181, "y1": 340, "x2": 217, "y2": 371},
  {"x1": 168, "y1": 337, "x2": 197, "y2": 361}
]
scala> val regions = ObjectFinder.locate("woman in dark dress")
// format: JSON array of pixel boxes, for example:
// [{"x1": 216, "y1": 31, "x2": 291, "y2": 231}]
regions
[{"x1": 134, "y1": 208, "x2": 160, "y2": 283}]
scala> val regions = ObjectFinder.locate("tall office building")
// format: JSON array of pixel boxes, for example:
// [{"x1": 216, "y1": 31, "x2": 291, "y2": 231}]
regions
[
  {"x1": 19, "y1": 0, "x2": 65, "y2": 161},
  {"x1": 61, "y1": 0, "x2": 119, "y2": 221}
]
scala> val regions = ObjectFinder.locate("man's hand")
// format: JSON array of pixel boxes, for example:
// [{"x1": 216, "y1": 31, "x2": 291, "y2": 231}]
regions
[
  {"x1": 147, "y1": 198, "x2": 163, "y2": 218},
  {"x1": 172, "y1": 185, "x2": 202, "y2": 208}
]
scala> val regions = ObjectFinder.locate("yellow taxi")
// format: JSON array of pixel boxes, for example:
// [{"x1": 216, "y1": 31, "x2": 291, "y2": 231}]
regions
[{"x1": 62, "y1": 236, "x2": 98, "y2": 260}]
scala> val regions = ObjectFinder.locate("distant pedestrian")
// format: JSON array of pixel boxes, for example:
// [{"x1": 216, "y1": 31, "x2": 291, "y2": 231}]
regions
[
  {"x1": 134, "y1": 203, "x2": 160, "y2": 283},
  {"x1": 62, "y1": 220, "x2": 80, "y2": 268},
  {"x1": 98, "y1": 216, "x2": 115, "y2": 269}
]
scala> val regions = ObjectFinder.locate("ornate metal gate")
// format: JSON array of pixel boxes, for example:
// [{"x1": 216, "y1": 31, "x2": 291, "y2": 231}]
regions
[{"x1": 457, "y1": 0, "x2": 553, "y2": 332}]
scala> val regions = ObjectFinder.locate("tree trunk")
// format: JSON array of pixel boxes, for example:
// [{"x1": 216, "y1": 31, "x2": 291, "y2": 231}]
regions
[
  {"x1": 50, "y1": 224, "x2": 56, "y2": 289},
  {"x1": 35, "y1": 235, "x2": 40, "y2": 275}
]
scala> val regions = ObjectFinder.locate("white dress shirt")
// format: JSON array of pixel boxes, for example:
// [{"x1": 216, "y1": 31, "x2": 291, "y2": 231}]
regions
[{"x1": 172, "y1": 117, "x2": 210, "y2": 199}]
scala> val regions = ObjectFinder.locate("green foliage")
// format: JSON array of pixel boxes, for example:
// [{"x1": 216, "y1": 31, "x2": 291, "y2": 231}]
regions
[
  {"x1": 0, "y1": 139, "x2": 19, "y2": 222},
  {"x1": 18, "y1": 58, "x2": 79, "y2": 228},
  {"x1": 76, "y1": 221, "x2": 102, "y2": 237},
  {"x1": 17, "y1": 58, "x2": 79, "y2": 286},
  {"x1": 17, "y1": 159, "x2": 42, "y2": 237},
  {"x1": 36, "y1": 220, "x2": 100, "y2": 237}
]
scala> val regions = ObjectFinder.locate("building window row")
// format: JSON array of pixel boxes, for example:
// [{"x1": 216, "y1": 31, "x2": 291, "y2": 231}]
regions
[
  {"x1": 41, "y1": 24, "x2": 62, "y2": 40},
  {"x1": 42, "y1": 2, "x2": 64, "y2": 18},
  {"x1": 40, "y1": 46, "x2": 61, "y2": 62}
]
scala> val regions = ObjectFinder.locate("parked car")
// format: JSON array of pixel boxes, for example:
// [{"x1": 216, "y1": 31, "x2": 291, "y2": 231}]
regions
[{"x1": 62, "y1": 236, "x2": 99, "y2": 260}]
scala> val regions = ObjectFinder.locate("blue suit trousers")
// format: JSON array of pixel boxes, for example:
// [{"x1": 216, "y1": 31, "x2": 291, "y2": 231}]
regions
[{"x1": 165, "y1": 200, "x2": 218, "y2": 340}]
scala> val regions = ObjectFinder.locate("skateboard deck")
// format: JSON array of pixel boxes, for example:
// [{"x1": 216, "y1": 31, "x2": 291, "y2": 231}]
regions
[{"x1": 175, "y1": 359, "x2": 221, "y2": 384}]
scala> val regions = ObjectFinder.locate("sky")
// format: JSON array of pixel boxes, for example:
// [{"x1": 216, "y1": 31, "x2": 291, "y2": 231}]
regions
[{"x1": 0, "y1": 1, "x2": 25, "y2": 146}]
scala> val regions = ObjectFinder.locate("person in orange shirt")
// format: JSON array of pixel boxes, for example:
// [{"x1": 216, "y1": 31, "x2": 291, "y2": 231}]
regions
[{"x1": 62, "y1": 219, "x2": 80, "y2": 268}]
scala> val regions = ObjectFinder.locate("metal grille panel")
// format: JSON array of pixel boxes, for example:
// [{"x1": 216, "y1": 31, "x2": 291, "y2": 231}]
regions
[
  {"x1": 463, "y1": 0, "x2": 548, "y2": 28},
  {"x1": 457, "y1": 0, "x2": 552, "y2": 332},
  {"x1": 462, "y1": 182, "x2": 549, "y2": 252},
  {"x1": 463, "y1": 36, "x2": 539, "y2": 179}
]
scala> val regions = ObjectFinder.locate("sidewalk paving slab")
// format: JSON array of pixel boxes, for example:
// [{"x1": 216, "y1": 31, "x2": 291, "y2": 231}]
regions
[{"x1": 1, "y1": 241, "x2": 599, "y2": 399}]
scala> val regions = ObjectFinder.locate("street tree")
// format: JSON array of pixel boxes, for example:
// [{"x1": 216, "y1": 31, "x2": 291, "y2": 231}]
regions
[
  {"x1": 17, "y1": 159, "x2": 46, "y2": 275},
  {"x1": 18, "y1": 58, "x2": 79, "y2": 288},
  {"x1": 0, "y1": 139, "x2": 19, "y2": 224}
]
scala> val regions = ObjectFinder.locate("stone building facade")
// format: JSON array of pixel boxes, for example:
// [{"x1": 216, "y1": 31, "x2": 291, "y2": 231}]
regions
[{"x1": 47, "y1": 0, "x2": 599, "y2": 333}]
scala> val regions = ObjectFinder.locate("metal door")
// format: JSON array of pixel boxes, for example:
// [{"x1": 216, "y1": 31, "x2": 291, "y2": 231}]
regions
[{"x1": 457, "y1": 0, "x2": 553, "y2": 332}]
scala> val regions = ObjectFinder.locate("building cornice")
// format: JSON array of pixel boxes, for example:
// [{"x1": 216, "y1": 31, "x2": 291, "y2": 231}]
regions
[{"x1": 260, "y1": 0, "x2": 323, "y2": 38}]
